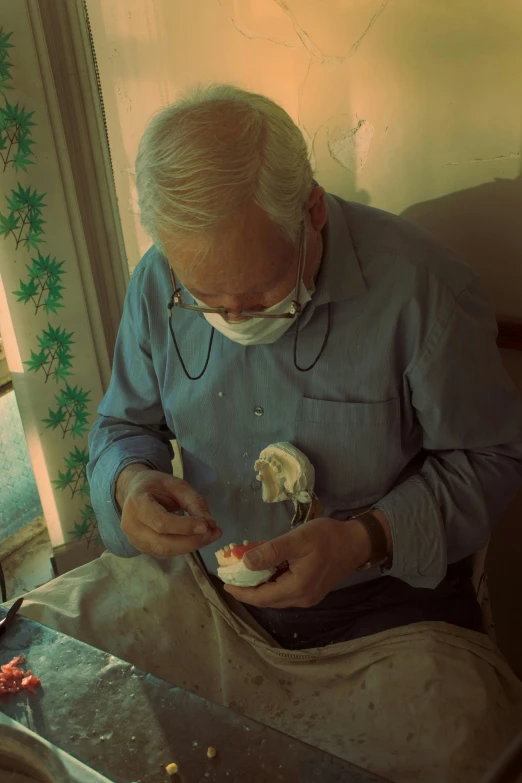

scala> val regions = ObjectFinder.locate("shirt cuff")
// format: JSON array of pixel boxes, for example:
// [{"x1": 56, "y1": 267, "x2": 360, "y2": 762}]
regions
[
  {"x1": 88, "y1": 438, "x2": 174, "y2": 558},
  {"x1": 374, "y1": 474, "x2": 447, "y2": 588}
]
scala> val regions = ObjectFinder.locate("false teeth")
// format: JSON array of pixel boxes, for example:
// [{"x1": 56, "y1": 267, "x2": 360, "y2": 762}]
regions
[{"x1": 254, "y1": 442, "x2": 315, "y2": 504}]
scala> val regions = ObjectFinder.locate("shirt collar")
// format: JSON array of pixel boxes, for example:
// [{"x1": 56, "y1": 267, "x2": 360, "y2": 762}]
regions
[{"x1": 297, "y1": 191, "x2": 366, "y2": 329}]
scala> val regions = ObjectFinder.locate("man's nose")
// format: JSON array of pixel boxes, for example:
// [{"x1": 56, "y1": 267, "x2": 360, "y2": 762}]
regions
[
  {"x1": 220, "y1": 297, "x2": 246, "y2": 319},
  {"x1": 221, "y1": 296, "x2": 264, "y2": 317}
]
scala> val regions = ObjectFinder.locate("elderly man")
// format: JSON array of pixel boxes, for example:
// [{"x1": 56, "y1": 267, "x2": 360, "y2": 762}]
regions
[
  {"x1": 88, "y1": 83, "x2": 522, "y2": 643},
  {"x1": 17, "y1": 84, "x2": 522, "y2": 781}
]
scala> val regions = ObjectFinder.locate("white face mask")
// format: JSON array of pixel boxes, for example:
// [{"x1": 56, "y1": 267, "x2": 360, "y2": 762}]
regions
[
  {"x1": 191, "y1": 230, "x2": 323, "y2": 346},
  {"x1": 196, "y1": 280, "x2": 315, "y2": 346}
]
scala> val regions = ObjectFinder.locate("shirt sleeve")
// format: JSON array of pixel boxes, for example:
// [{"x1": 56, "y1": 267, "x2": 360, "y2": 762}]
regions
[
  {"x1": 87, "y1": 267, "x2": 175, "y2": 557},
  {"x1": 375, "y1": 276, "x2": 522, "y2": 588}
]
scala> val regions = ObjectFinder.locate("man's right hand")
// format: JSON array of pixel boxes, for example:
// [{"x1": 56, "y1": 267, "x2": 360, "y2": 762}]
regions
[{"x1": 117, "y1": 464, "x2": 222, "y2": 557}]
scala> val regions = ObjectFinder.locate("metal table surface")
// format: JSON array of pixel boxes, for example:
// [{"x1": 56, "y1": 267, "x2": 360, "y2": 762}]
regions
[{"x1": 0, "y1": 609, "x2": 389, "y2": 783}]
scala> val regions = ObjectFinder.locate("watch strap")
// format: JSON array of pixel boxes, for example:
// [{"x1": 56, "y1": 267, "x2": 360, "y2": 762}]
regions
[{"x1": 353, "y1": 510, "x2": 389, "y2": 570}]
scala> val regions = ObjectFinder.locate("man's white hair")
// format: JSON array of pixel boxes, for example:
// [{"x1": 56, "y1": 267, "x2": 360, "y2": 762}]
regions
[{"x1": 135, "y1": 83, "x2": 314, "y2": 255}]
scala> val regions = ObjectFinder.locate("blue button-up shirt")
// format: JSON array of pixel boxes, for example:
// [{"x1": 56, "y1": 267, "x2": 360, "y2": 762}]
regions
[{"x1": 87, "y1": 192, "x2": 522, "y2": 589}]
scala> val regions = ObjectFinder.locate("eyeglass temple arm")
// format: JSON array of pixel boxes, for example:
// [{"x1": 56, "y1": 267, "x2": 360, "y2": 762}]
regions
[
  {"x1": 291, "y1": 223, "x2": 307, "y2": 316},
  {"x1": 168, "y1": 264, "x2": 182, "y2": 311}
]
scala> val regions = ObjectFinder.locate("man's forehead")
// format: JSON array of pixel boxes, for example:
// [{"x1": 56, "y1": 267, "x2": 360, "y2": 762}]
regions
[
  {"x1": 164, "y1": 205, "x2": 291, "y2": 294},
  {"x1": 173, "y1": 242, "x2": 288, "y2": 296}
]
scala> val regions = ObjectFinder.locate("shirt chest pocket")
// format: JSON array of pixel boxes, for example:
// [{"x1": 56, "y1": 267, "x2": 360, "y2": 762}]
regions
[{"x1": 294, "y1": 397, "x2": 401, "y2": 507}]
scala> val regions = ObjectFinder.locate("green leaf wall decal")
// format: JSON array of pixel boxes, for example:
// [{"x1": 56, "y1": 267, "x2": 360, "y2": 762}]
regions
[
  {"x1": 0, "y1": 99, "x2": 36, "y2": 172},
  {"x1": 69, "y1": 503, "x2": 99, "y2": 547},
  {"x1": 42, "y1": 381, "x2": 91, "y2": 438},
  {"x1": 0, "y1": 28, "x2": 14, "y2": 97},
  {"x1": 52, "y1": 446, "x2": 89, "y2": 498},
  {"x1": 0, "y1": 182, "x2": 46, "y2": 250},
  {"x1": 13, "y1": 250, "x2": 66, "y2": 314},
  {"x1": 24, "y1": 323, "x2": 74, "y2": 382}
]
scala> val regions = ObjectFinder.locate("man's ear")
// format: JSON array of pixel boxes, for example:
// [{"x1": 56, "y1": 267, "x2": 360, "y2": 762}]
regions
[{"x1": 308, "y1": 185, "x2": 327, "y2": 232}]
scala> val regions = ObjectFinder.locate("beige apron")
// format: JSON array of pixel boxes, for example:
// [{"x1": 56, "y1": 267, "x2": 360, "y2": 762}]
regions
[{"x1": 10, "y1": 552, "x2": 522, "y2": 783}]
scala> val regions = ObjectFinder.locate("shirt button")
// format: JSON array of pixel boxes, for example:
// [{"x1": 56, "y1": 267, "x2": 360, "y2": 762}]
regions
[
  {"x1": 251, "y1": 480, "x2": 261, "y2": 490},
  {"x1": 254, "y1": 405, "x2": 264, "y2": 417}
]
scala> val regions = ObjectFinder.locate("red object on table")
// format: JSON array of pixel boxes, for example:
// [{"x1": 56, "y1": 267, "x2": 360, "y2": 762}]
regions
[{"x1": 0, "y1": 654, "x2": 40, "y2": 695}]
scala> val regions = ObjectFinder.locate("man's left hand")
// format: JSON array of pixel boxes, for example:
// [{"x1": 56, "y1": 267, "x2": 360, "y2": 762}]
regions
[{"x1": 223, "y1": 517, "x2": 373, "y2": 609}]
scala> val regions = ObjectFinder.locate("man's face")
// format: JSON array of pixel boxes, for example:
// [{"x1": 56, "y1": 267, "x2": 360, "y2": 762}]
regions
[{"x1": 162, "y1": 188, "x2": 326, "y2": 322}]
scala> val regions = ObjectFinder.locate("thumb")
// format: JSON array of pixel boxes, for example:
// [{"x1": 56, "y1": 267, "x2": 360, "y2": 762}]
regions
[{"x1": 244, "y1": 531, "x2": 301, "y2": 571}]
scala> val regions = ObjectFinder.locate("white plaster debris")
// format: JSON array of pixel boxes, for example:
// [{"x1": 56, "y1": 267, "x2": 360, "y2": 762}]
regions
[{"x1": 327, "y1": 115, "x2": 375, "y2": 172}]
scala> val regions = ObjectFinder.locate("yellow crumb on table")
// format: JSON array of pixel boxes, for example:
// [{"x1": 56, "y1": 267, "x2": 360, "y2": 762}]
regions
[
  {"x1": 165, "y1": 762, "x2": 179, "y2": 775},
  {"x1": 207, "y1": 746, "x2": 217, "y2": 759}
]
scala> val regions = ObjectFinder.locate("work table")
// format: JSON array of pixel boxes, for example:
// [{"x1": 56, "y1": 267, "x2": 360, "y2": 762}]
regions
[{"x1": 0, "y1": 607, "x2": 388, "y2": 783}]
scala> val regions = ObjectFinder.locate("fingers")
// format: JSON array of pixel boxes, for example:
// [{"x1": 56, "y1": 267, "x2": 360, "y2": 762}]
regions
[
  {"x1": 124, "y1": 516, "x2": 222, "y2": 558},
  {"x1": 226, "y1": 519, "x2": 345, "y2": 609},
  {"x1": 128, "y1": 471, "x2": 217, "y2": 527},
  {"x1": 165, "y1": 475, "x2": 216, "y2": 526},
  {"x1": 120, "y1": 472, "x2": 221, "y2": 556},
  {"x1": 137, "y1": 497, "x2": 213, "y2": 537},
  {"x1": 224, "y1": 570, "x2": 315, "y2": 609},
  {"x1": 243, "y1": 528, "x2": 305, "y2": 571}
]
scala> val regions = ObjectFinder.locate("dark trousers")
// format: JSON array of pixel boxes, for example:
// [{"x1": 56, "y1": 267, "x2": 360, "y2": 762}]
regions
[{"x1": 243, "y1": 559, "x2": 483, "y2": 650}]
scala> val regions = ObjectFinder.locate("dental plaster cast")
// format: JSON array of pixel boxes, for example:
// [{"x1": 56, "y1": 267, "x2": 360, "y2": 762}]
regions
[
  {"x1": 216, "y1": 541, "x2": 274, "y2": 587},
  {"x1": 254, "y1": 441, "x2": 321, "y2": 527},
  {"x1": 216, "y1": 442, "x2": 321, "y2": 587}
]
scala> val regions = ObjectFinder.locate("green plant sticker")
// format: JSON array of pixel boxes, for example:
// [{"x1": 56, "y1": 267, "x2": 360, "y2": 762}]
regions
[
  {"x1": 0, "y1": 183, "x2": 46, "y2": 250},
  {"x1": 52, "y1": 446, "x2": 90, "y2": 498},
  {"x1": 0, "y1": 99, "x2": 36, "y2": 172},
  {"x1": 24, "y1": 323, "x2": 74, "y2": 382},
  {"x1": 42, "y1": 381, "x2": 91, "y2": 438},
  {"x1": 0, "y1": 28, "x2": 14, "y2": 97},
  {"x1": 13, "y1": 251, "x2": 66, "y2": 314},
  {"x1": 70, "y1": 503, "x2": 99, "y2": 547}
]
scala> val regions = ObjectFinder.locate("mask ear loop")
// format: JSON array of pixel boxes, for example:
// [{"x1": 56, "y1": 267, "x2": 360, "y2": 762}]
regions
[{"x1": 167, "y1": 264, "x2": 215, "y2": 381}]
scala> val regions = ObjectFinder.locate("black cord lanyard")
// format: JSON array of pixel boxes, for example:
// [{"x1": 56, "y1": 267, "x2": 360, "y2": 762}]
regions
[
  {"x1": 168, "y1": 298, "x2": 215, "y2": 381},
  {"x1": 293, "y1": 302, "x2": 331, "y2": 372},
  {"x1": 167, "y1": 298, "x2": 331, "y2": 380}
]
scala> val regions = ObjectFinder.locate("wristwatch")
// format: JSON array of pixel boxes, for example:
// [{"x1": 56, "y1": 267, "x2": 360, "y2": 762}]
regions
[{"x1": 352, "y1": 510, "x2": 389, "y2": 571}]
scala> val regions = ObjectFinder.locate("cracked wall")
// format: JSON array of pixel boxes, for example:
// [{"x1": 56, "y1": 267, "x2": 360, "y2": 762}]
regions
[{"x1": 87, "y1": 0, "x2": 522, "y2": 317}]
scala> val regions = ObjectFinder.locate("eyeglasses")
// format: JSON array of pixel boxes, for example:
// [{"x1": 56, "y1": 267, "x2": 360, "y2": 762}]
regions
[{"x1": 167, "y1": 220, "x2": 307, "y2": 323}]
